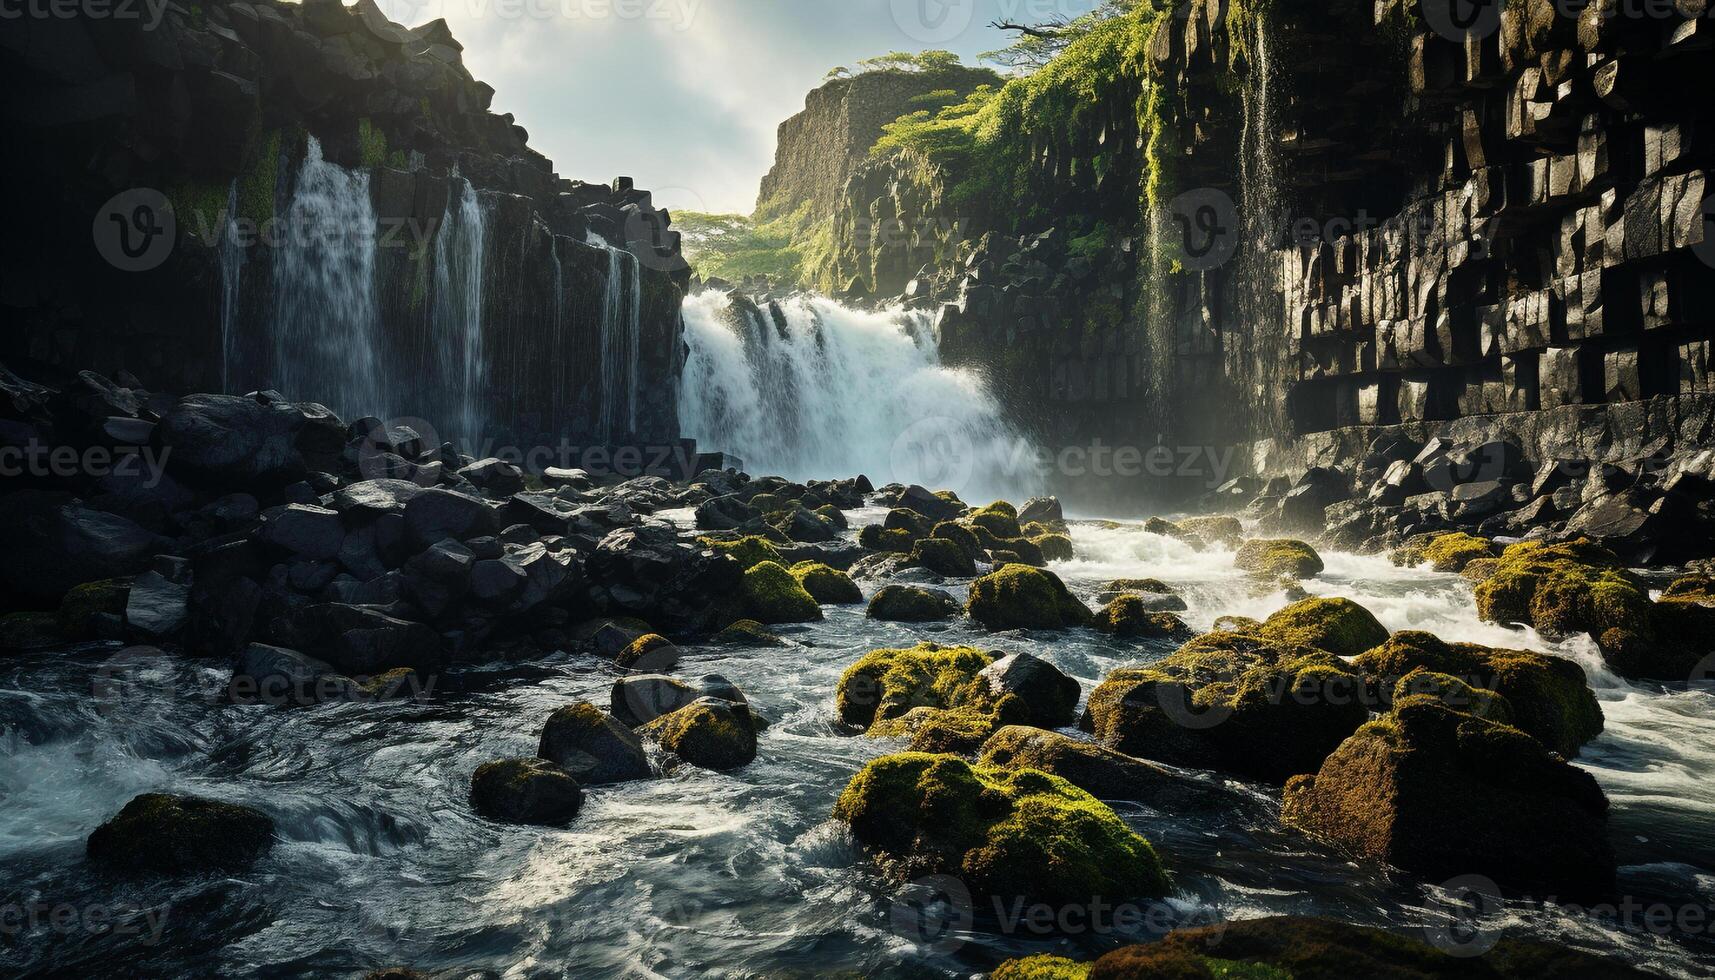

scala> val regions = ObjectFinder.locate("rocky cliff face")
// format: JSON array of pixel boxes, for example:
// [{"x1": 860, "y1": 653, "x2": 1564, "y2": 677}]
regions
[
  {"x1": 815, "y1": 0, "x2": 1715, "y2": 509},
  {"x1": 755, "y1": 65, "x2": 999, "y2": 223},
  {"x1": 1, "y1": 0, "x2": 690, "y2": 450}
]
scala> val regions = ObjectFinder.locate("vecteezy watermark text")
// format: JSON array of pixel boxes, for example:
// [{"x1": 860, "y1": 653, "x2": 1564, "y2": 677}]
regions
[
  {"x1": 0, "y1": 441, "x2": 171, "y2": 487},
  {"x1": 0, "y1": 900, "x2": 171, "y2": 946}
]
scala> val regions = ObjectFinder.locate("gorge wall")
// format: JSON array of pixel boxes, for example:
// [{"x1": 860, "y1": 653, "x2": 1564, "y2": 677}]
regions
[
  {"x1": 795, "y1": 0, "x2": 1715, "y2": 507},
  {"x1": 1, "y1": 0, "x2": 691, "y2": 453}
]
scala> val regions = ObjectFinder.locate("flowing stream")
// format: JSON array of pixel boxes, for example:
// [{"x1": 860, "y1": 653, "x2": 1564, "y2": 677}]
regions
[
  {"x1": 2, "y1": 516, "x2": 1710, "y2": 977},
  {"x1": 679, "y1": 291, "x2": 1043, "y2": 504}
]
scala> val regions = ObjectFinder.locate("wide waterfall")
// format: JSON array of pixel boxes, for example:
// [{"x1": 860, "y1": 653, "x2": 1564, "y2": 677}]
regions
[
  {"x1": 270, "y1": 136, "x2": 383, "y2": 420},
  {"x1": 679, "y1": 290, "x2": 1041, "y2": 502},
  {"x1": 591, "y1": 236, "x2": 641, "y2": 441},
  {"x1": 432, "y1": 177, "x2": 487, "y2": 443}
]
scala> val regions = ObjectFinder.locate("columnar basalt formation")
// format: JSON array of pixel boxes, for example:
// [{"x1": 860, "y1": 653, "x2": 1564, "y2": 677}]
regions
[{"x1": 1, "y1": 0, "x2": 690, "y2": 450}]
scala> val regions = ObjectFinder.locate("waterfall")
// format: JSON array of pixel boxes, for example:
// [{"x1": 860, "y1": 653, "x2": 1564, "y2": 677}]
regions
[
  {"x1": 218, "y1": 179, "x2": 244, "y2": 394},
  {"x1": 590, "y1": 235, "x2": 641, "y2": 442},
  {"x1": 271, "y1": 136, "x2": 382, "y2": 419},
  {"x1": 679, "y1": 291, "x2": 1041, "y2": 502},
  {"x1": 432, "y1": 177, "x2": 487, "y2": 443},
  {"x1": 1235, "y1": 10, "x2": 1287, "y2": 437}
]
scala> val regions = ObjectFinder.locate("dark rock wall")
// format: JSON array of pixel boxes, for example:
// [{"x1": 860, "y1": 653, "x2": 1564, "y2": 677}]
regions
[{"x1": 0, "y1": 0, "x2": 689, "y2": 449}]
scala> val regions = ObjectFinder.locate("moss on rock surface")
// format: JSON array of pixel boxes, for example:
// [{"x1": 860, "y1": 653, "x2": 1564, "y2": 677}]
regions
[
  {"x1": 469, "y1": 758, "x2": 584, "y2": 826},
  {"x1": 909, "y1": 536, "x2": 977, "y2": 576},
  {"x1": 1093, "y1": 595, "x2": 1195, "y2": 640},
  {"x1": 616, "y1": 633, "x2": 678, "y2": 670},
  {"x1": 701, "y1": 535, "x2": 784, "y2": 570},
  {"x1": 87, "y1": 793, "x2": 275, "y2": 873},
  {"x1": 1257, "y1": 596, "x2": 1389, "y2": 656},
  {"x1": 970, "y1": 501, "x2": 1023, "y2": 539},
  {"x1": 1663, "y1": 574, "x2": 1715, "y2": 604},
  {"x1": 538, "y1": 701, "x2": 652, "y2": 784},
  {"x1": 57, "y1": 578, "x2": 129, "y2": 640},
  {"x1": 967, "y1": 564, "x2": 1092, "y2": 630},
  {"x1": 1086, "y1": 916, "x2": 1654, "y2": 979},
  {"x1": 1282, "y1": 698, "x2": 1615, "y2": 898},
  {"x1": 789, "y1": 561, "x2": 863, "y2": 603},
  {"x1": 1082, "y1": 631, "x2": 1368, "y2": 783},
  {"x1": 741, "y1": 561, "x2": 824, "y2": 624},
  {"x1": 1392, "y1": 531, "x2": 1495, "y2": 572},
  {"x1": 977, "y1": 726, "x2": 1237, "y2": 811},
  {"x1": 0, "y1": 611, "x2": 65, "y2": 651},
  {"x1": 1031, "y1": 532, "x2": 1075, "y2": 562},
  {"x1": 1233, "y1": 539, "x2": 1323, "y2": 580},
  {"x1": 711, "y1": 618, "x2": 786, "y2": 646},
  {"x1": 835, "y1": 642, "x2": 996, "y2": 730},
  {"x1": 1353, "y1": 631, "x2": 1603, "y2": 758},
  {"x1": 640, "y1": 697, "x2": 758, "y2": 771},
  {"x1": 1177, "y1": 515, "x2": 1244, "y2": 549},
  {"x1": 866, "y1": 584, "x2": 961, "y2": 621},
  {"x1": 858, "y1": 524, "x2": 917, "y2": 553},
  {"x1": 993, "y1": 954, "x2": 1089, "y2": 980},
  {"x1": 832, "y1": 752, "x2": 1170, "y2": 907}
]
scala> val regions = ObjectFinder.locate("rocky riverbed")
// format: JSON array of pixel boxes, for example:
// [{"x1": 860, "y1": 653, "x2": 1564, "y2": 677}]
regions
[{"x1": 2, "y1": 366, "x2": 1714, "y2": 978}]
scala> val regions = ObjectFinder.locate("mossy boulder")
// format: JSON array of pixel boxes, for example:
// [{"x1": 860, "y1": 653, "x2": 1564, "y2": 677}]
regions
[
  {"x1": 1082, "y1": 631, "x2": 1369, "y2": 783},
  {"x1": 833, "y1": 752, "x2": 1170, "y2": 907},
  {"x1": 1353, "y1": 631, "x2": 1603, "y2": 757},
  {"x1": 1177, "y1": 515, "x2": 1244, "y2": 549},
  {"x1": 1031, "y1": 532, "x2": 1074, "y2": 562},
  {"x1": 57, "y1": 578, "x2": 130, "y2": 641},
  {"x1": 929, "y1": 520, "x2": 983, "y2": 561},
  {"x1": 835, "y1": 642, "x2": 996, "y2": 730},
  {"x1": 87, "y1": 793, "x2": 274, "y2": 873},
  {"x1": 866, "y1": 584, "x2": 961, "y2": 621},
  {"x1": 1392, "y1": 668, "x2": 1513, "y2": 723},
  {"x1": 993, "y1": 954, "x2": 1088, "y2": 980},
  {"x1": 741, "y1": 561, "x2": 823, "y2": 624},
  {"x1": 538, "y1": 701, "x2": 652, "y2": 784},
  {"x1": 967, "y1": 564, "x2": 1092, "y2": 631},
  {"x1": 976, "y1": 651, "x2": 1081, "y2": 728},
  {"x1": 858, "y1": 524, "x2": 917, "y2": 553},
  {"x1": 884, "y1": 507, "x2": 934, "y2": 537},
  {"x1": 1093, "y1": 596, "x2": 1196, "y2": 641},
  {"x1": 977, "y1": 727, "x2": 1240, "y2": 813},
  {"x1": 909, "y1": 535, "x2": 977, "y2": 576},
  {"x1": 1090, "y1": 916, "x2": 1654, "y2": 980},
  {"x1": 1471, "y1": 537, "x2": 1703, "y2": 679},
  {"x1": 788, "y1": 561, "x2": 862, "y2": 603},
  {"x1": 1256, "y1": 596, "x2": 1390, "y2": 656},
  {"x1": 470, "y1": 758, "x2": 584, "y2": 826},
  {"x1": 0, "y1": 611, "x2": 65, "y2": 652},
  {"x1": 700, "y1": 535, "x2": 784, "y2": 570},
  {"x1": 711, "y1": 618, "x2": 786, "y2": 646},
  {"x1": 1663, "y1": 574, "x2": 1715, "y2": 604},
  {"x1": 1461, "y1": 556, "x2": 1501, "y2": 583},
  {"x1": 1097, "y1": 578, "x2": 1188, "y2": 611},
  {"x1": 616, "y1": 633, "x2": 678, "y2": 671},
  {"x1": 970, "y1": 501, "x2": 1022, "y2": 539},
  {"x1": 640, "y1": 696, "x2": 758, "y2": 771},
  {"x1": 1233, "y1": 539, "x2": 1324, "y2": 580},
  {"x1": 1391, "y1": 531, "x2": 1496, "y2": 572},
  {"x1": 894, "y1": 699, "x2": 1032, "y2": 754},
  {"x1": 1282, "y1": 697, "x2": 1614, "y2": 898}
]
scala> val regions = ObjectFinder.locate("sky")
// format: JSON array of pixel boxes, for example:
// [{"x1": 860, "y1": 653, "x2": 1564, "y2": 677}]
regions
[{"x1": 374, "y1": 0, "x2": 1103, "y2": 214}]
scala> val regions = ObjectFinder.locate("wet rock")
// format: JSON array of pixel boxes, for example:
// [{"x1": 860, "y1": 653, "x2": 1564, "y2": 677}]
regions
[
  {"x1": 1283, "y1": 698, "x2": 1614, "y2": 898},
  {"x1": 403, "y1": 488, "x2": 496, "y2": 550},
  {"x1": 469, "y1": 758, "x2": 583, "y2": 826},
  {"x1": 57, "y1": 578, "x2": 130, "y2": 641},
  {"x1": 1175, "y1": 515, "x2": 1243, "y2": 549},
  {"x1": 1390, "y1": 531, "x2": 1495, "y2": 572},
  {"x1": 0, "y1": 491, "x2": 165, "y2": 605},
  {"x1": 455, "y1": 458, "x2": 524, "y2": 497},
  {"x1": 1017, "y1": 496, "x2": 1063, "y2": 524},
  {"x1": 1233, "y1": 538, "x2": 1323, "y2": 580},
  {"x1": 87, "y1": 793, "x2": 274, "y2": 873},
  {"x1": 0, "y1": 612, "x2": 64, "y2": 651},
  {"x1": 258, "y1": 504, "x2": 345, "y2": 560},
  {"x1": 640, "y1": 697, "x2": 757, "y2": 771},
  {"x1": 909, "y1": 536, "x2": 976, "y2": 576},
  {"x1": 156, "y1": 394, "x2": 305, "y2": 489},
  {"x1": 538, "y1": 702, "x2": 652, "y2": 784},
  {"x1": 788, "y1": 561, "x2": 862, "y2": 603},
  {"x1": 742, "y1": 560, "x2": 822, "y2": 623},
  {"x1": 977, "y1": 652, "x2": 1080, "y2": 728},
  {"x1": 589, "y1": 526, "x2": 744, "y2": 634},
  {"x1": 611, "y1": 672, "x2": 751, "y2": 729},
  {"x1": 1082, "y1": 631, "x2": 1369, "y2": 784},
  {"x1": 966, "y1": 564, "x2": 1091, "y2": 630},
  {"x1": 232, "y1": 642, "x2": 361, "y2": 705},
  {"x1": 848, "y1": 552, "x2": 916, "y2": 582},
  {"x1": 833, "y1": 752, "x2": 1169, "y2": 906},
  {"x1": 710, "y1": 618, "x2": 785, "y2": 646},
  {"x1": 329, "y1": 479, "x2": 425, "y2": 519},
  {"x1": 615, "y1": 633, "x2": 679, "y2": 671},
  {"x1": 1092, "y1": 596, "x2": 1195, "y2": 641},
  {"x1": 866, "y1": 584, "x2": 961, "y2": 622},
  {"x1": 976, "y1": 727, "x2": 1240, "y2": 812},
  {"x1": 124, "y1": 569, "x2": 190, "y2": 639},
  {"x1": 1255, "y1": 596, "x2": 1390, "y2": 657},
  {"x1": 695, "y1": 493, "x2": 757, "y2": 530},
  {"x1": 281, "y1": 602, "x2": 443, "y2": 675}
]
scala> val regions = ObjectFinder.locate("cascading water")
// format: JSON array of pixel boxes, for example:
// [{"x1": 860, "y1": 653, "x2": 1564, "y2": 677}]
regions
[
  {"x1": 431, "y1": 177, "x2": 487, "y2": 443},
  {"x1": 591, "y1": 236, "x2": 641, "y2": 441},
  {"x1": 679, "y1": 290, "x2": 1042, "y2": 502},
  {"x1": 1234, "y1": 10, "x2": 1287, "y2": 438},
  {"x1": 271, "y1": 136, "x2": 383, "y2": 419},
  {"x1": 218, "y1": 179, "x2": 244, "y2": 394}
]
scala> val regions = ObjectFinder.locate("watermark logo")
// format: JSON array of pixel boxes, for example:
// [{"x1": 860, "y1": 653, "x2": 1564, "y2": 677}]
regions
[
  {"x1": 1423, "y1": 874, "x2": 1505, "y2": 957},
  {"x1": 888, "y1": 874, "x2": 972, "y2": 954},
  {"x1": 890, "y1": 0, "x2": 974, "y2": 43},
  {"x1": 1165, "y1": 188, "x2": 1238, "y2": 272},
  {"x1": 94, "y1": 188, "x2": 174, "y2": 272},
  {"x1": 1423, "y1": 0, "x2": 1503, "y2": 42},
  {"x1": 891, "y1": 416, "x2": 976, "y2": 496}
]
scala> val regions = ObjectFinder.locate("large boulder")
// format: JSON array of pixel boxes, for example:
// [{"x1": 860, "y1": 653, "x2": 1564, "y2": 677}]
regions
[
  {"x1": 611, "y1": 672, "x2": 753, "y2": 729},
  {"x1": 976, "y1": 652, "x2": 1080, "y2": 728},
  {"x1": 639, "y1": 697, "x2": 757, "y2": 771},
  {"x1": 538, "y1": 702, "x2": 652, "y2": 784},
  {"x1": 966, "y1": 564, "x2": 1091, "y2": 630},
  {"x1": 1354, "y1": 631, "x2": 1603, "y2": 757},
  {"x1": 741, "y1": 560, "x2": 822, "y2": 623},
  {"x1": 788, "y1": 561, "x2": 862, "y2": 603},
  {"x1": 1390, "y1": 531, "x2": 1495, "y2": 572},
  {"x1": 1233, "y1": 539, "x2": 1324, "y2": 579},
  {"x1": 589, "y1": 525, "x2": 744, "y2": 634},
  {"x1": 976, "y1": 727, "x2": 1242, "y2": 813},
  {"x1": 155, "y1": 394, "x2": 305, "y2": 489},
  {"x1": 1092, "y1": 596, "x2": 1195, "y2": 640},
  {"x1": 402, "y1": 488, "x2": 495, "y2": 550},
  {"x1": 866, "y1": 584, "x2": 961, "y2": 622},
  {"x1": 1283, "y1": 698, "x2": 1614, "y2": 898},
  {"x1": 469, "y1": 758, "x2": 584, "y2": 827},
  {"x1": 1082, "y1": 631, "x2": 1369, "y2": 783},
  {"x1": 836, "y1": 642, "x2": 996, "y2": 730},
  {"x1": 0, "y1": 491, "x2": 165, "y2": 605},
  {"x1": 909, "y1": 536, "x2": 976, "y2": 576},
  {"x1": 1256, "y1": 597, "x2": 1390, "y2": 656},
  {"x1": 87, "y1": 793, "x2": 274, "y2": 873},
  {"x1": 833, "y1": 752, "x2": 1170, "y2": 907}
]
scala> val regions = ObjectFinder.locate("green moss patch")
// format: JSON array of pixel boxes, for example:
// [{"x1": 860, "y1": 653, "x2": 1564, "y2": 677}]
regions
[
  {"x1": 741, "y1": 561, "x2": 823, "y2": 624},
  {"x1": 967, "y1": 564, "x2": 1092, "y2": 630},
  {"x1": 789, "y1": 561, "x2": 862, "y2": 603},
  {"x1": 1233, "y1": 539, "x2": 1323, "y2": 580},
  {"x1": 1257, "y1": 596, "x2": 1389, "y2": 656}
]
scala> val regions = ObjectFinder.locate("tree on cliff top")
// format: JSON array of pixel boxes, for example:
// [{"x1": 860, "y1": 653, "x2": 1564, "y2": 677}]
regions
[
  {"x1": 824, "y1": 50, "x2": 967, "y2": 80},
  {"x1": 985, "y1": 0, "x2": 1148, "y2": 70}
]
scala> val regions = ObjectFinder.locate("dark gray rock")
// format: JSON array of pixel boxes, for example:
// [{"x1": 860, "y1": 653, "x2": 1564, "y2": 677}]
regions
[
  {"x1": 978, "y1": 651, "x2": 1080, "y2": 728},
  {"x1": 0, "y1": 491, "x2": 165, "y2": 604},
  {"x1": 258, "y1": 504, "x2": 345, "y2": 560},
  {"x1": 156, "y1": 394, "x2": 305, "y2": 489},
  {"x1": 403, "y1": 488, "x2": 495, "y2": 549},
  {"x1": 469, "y1": 758, "x2": 582, "y2": 826},
  {"x1": 537, "y1": 702, "x2": 652, "y2": 784}
]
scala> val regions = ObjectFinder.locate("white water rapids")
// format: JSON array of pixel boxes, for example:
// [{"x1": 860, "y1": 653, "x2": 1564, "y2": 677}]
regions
[{"x1": 679, "y1": 290, "x2": 1043, "y2": 502}]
